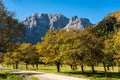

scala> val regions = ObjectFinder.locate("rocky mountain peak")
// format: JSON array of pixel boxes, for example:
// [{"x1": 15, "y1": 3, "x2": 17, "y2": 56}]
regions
[
  {"x1": 70, "y1": 16, "x2": 78, "y2": 21},
  {"x1": 64, "y1": 17, "x2": 92, "y2": 30},
  {"x1": 48, "y1": 14, "x2": 69, "y2": 30},
  {"x1": 22, "y1": 13, "x2": 92, "y2": 44}
]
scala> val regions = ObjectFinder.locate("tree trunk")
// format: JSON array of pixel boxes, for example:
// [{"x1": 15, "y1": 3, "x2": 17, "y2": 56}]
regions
[
  {"x1": 72, "y1": 65, "x2": 75, "y2": 71},
  {"x1": 7, "y1": 64, "x2": 9, "y2": 67},
  {"x1": 70, "y1": 64, "x2": 73, "y2": 70},
  {"x1": 107, "y1": 66, "x2": 110, "y2": 70},
  {"x1": 81, "y1": 64, "x2": 84, "y2": 74},
  {"x1": 26, "y1": 63, "x2": 28, "y2": 70},
  {"x1": 75, "y1": 64, "x2": 77, "y2": 70},
  {"x1": 15, "y1": 61, "x2": 18, "y2": 69},
  {"x1": 13, "y1": 63, "x2": 15, "y2": 69},
  {"x1": 91, "y1": 65, "x2": 95, "y2": 73},
  {"x1": 112, "y1": 65, "x2": 114, "y2": 71},
  {"x1": 118, "y1": 63, "x2": 120, "y2": 72},
  {"x1": 56, "y1": 62, "x2": 60, "y2": 72},
  {"x1": 32, "y1": 64, "x2": 34, "y2": 67},
  {"x1": 103, "y1": 62, "x2": 107, "y2": 73},
  {"x1": 103, "y1": 62, "x2": 107, "y2": 78},
  {"x1": 36, "y1": 64, "x2": 38, "y2": 70}
]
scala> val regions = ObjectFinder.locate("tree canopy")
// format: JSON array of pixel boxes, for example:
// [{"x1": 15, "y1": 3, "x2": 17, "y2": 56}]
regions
[{"x1": 0, "y1": 0, "x2": 25, "y2": 52}]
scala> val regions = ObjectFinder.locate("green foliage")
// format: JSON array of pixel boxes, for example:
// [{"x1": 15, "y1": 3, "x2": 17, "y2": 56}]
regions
[
  {"x1": 94, "y1": 16, "x2": 118, "y2": 37},
  {"x1": 0, "y1": 0, "x2": 25, "y2": 52},
  {"x1": 102, "y1": 36, "x2": 115, "y2": 68},
  {"x1": 7, "y1": 75, "x2": 23, "y2": 80},
  {"x1": 113, "y1": 29, "x2": 120, "y2": 54},
  {"x1": 36, "y1": 27, "x2": 104, "y2": 73},
  {"x1": 4, "y1": 43, "x2": 40, "y2": 69},
  {"x1": 113, "y1": 29, "x2": 120, "y2": 72},
  {"x1": 36, "y1": 30, "x2": 68, "y2": 72}
]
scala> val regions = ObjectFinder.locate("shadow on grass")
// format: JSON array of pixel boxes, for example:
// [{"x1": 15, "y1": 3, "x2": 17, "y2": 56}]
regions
[
  {"x1": 0, "y1": 72, "x2": 28, "y2": 80},
  {"x1": 19, "y1": 68, "x2": 56, "y2": 71},
  {"x1": 0, "y1": 73, "x2": 7, "y2": 79},
  {"x1": 61, "y1": 71, "x2": 120, "y2": 79}
]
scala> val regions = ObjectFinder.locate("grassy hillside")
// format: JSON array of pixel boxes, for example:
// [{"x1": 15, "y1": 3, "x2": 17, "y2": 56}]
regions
[
  {"x1": 94, "y1": 10, "x2": 120, "y2": 37},
  {"x1": 110, "y1": 10, "x2": 120, "y2": 22}
]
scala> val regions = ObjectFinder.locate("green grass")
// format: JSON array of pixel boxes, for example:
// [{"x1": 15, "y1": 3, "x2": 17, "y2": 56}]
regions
[
  {"x1": 0, "y1": 70, "x2": 7, "y2": 80},
  {"x1": 31, "y1": 76, "x2": 39, "y2": 80},
  {"x1": 0, "y1": 69, "x2": 37, "y2": 80},
  {"x1": 2, "y1": 64, "x2": 120, "y2": 80},
  {"x1": 7, "y1": 74, "x2": 24, "y2": 80}
]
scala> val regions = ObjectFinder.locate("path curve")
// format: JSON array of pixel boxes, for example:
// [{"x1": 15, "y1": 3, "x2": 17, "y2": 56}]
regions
[{"x1": 6, "y1": 70, "x2": 89, "y2": 80}]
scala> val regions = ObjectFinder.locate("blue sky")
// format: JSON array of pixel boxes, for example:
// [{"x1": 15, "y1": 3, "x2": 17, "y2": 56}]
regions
[{"x1": 3, "y1": 0, "x2": 120, "y2": 24}]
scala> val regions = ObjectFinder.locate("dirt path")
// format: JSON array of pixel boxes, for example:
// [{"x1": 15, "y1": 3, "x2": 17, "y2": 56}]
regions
[{"x1": 6, "y1": 70, "x2": 89, "y2": 80}]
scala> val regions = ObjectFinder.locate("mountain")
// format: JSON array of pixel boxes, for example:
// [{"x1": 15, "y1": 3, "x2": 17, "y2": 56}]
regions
[
  {"x1": 22, "y1": 13, "x2": 92, "y2": 44},
  {"x1": 64, "y1": 16, "x2": 92, "y2": 30}
]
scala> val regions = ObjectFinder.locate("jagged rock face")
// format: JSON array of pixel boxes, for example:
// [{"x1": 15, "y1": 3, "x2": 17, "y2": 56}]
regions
[
  {"x1": 49, "y1": 14, "x2": 69, "y2": 30},
  {"x1": 22, "y1": 13, "x2": 69, "y2": 44},
  {"x1": 22, "y1": 13, "x2": 92, "y2": 44},
  {"x1": 22, "y1": 14, "x2": 50, "y2": 44},
  {"x1": 64, "y1": 16, "x2": 92, "y2": 30}
]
